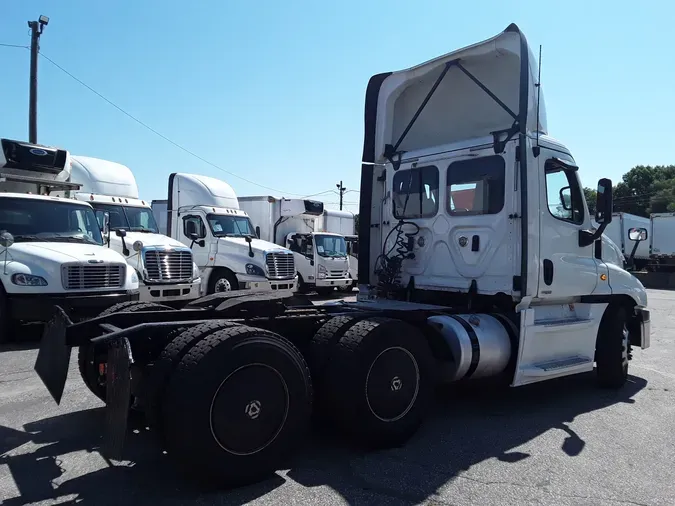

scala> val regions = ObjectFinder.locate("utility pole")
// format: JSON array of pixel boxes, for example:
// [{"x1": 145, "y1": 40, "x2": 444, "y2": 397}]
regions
[
  {"x1": 336, "y1": 181, "x2": 346, "y2": 210},
  {"x1": 27, "y1": 15, "x2": 49, "y2": 143}
]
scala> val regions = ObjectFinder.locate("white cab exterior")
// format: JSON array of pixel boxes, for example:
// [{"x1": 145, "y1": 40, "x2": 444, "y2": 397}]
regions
[
  {"x1": 238, "y1": 197, "x2": 351, "y2": 293},
  {"x1": 57, "y1": 155, "x2": 201, "y2": 304},
  {"x1": 0, "y1": 139, "x2": 139, "y2": 331},
  {"x1": 151, "y1": 173, "x2": 297, "y2": 295},
  {"x1": 359, "y1": 24, "x2": 649, "y2": 387}
]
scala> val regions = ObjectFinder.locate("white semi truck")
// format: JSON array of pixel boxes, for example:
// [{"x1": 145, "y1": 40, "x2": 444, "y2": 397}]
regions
[
  {"x1": 238, "y1": 196, "x2": 352, "y2": 294},
  {"x1": 0, "y1": 139, "x2": 139, "y2": 342},
  {"x1": 151, "y1": 173, "x2": 297, "y2": 294},
  {"x1": 52, "y1": 155, "x2": 202, "y2": 305},
  {"x1": 34, "y1": 24, "x2": 650, "y2": 489}
]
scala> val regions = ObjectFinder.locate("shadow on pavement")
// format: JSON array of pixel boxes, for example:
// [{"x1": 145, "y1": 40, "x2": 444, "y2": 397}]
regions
[
  {"x1": 287, "y1": 372, "x2": 647, "y2": 504},
  {"x1": 0, "y1": 372, "x2": 647, "y2": 505}
]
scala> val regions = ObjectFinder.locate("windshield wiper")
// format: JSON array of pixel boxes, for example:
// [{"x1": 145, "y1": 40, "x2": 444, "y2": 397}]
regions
[{"x1": 12, "y1": 235, "x2": 43, "y2": 242}]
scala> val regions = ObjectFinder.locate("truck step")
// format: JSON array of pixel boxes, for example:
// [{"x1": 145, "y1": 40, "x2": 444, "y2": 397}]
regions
[{"x1": 519, "y1": 356, "x2": 593, "y2": 377}]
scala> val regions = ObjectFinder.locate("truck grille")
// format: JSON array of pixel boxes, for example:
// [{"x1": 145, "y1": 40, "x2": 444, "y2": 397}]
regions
[
  {"x1": 328, "y1": 270, "x2": 346, "y2": 279},
  {"x1": 143, "y1": 248, "x2": 193, "y2": 283},
  {"x1": 266, "y1": 252, "x2": 295, "y2": 279},
  {"x1": 62, "y1": 264, "x2": 125, "y2": 290}
]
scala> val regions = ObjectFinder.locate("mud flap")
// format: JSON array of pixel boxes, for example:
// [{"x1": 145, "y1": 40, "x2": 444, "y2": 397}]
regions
[
  {"x1": 34, "y1": 306, "x2": 73, "y2": 404},
  {"x1": 103, "y1": 337, "x2": 132, "y2": 460}
]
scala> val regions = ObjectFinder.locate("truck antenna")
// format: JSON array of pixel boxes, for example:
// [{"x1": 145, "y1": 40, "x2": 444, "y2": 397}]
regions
[{"x1": 533, "y1": 44, "x2": 542, "y2": 158}]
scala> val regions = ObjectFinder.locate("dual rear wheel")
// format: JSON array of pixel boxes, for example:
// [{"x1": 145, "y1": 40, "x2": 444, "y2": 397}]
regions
[{"x1": 77, "y1": 302, "x2": 435, "y2": 488}]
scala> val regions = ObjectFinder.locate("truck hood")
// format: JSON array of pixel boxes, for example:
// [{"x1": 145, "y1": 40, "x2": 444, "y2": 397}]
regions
[
  {"x1": 219, "y1": 236, "x2": 289, "y2": 255},
  {"x1": 7, "y1": 242, "x2": 126, "y2": 265}
]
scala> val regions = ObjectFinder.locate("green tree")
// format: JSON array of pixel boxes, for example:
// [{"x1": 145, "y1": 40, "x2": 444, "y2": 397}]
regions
[
  {"x1": 612, "y1": 165, "x2": 675, "y2": 217},
  {"x1": 583, "y1": 187, "x2": 597, "y2": 216}
]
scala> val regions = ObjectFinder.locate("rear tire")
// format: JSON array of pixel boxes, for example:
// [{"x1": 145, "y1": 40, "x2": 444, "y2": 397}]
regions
[
  {"x1": 145, "y1": 320, "x2": 237, "y2": 430},
  {"x1": 162, "y1": 325, "x2": 312, "y2": 487},
  {"x1": 322, "y1": 317, "x2": 435, "y2": 449},
  {"x1": 596, "y1": 305, "x2": 631, "y2": 388},
  {"x1": 77, "y1": 301, "x2": 173, "y2": 403}
]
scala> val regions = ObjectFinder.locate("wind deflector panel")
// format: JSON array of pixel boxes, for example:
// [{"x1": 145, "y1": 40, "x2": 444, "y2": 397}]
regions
[{"x1": 1, "y1": 139, "x2": 67, "y2": 174}]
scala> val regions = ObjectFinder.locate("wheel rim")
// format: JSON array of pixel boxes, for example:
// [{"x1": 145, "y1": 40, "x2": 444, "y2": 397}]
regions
[
  {"x1": 209, "y1": 363, "x2": 289, "y2": 456},
  {"x1": 365, "y1": 346, "x2": 420, "y2": 422},
  {"x1": 214, "y1": 277, "x2": 232, "y2": 292}
]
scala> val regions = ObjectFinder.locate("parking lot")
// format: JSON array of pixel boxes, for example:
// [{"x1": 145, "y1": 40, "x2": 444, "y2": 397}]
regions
[{"x1": 1, "y1": 289, "x2": 674, "y2": 506}]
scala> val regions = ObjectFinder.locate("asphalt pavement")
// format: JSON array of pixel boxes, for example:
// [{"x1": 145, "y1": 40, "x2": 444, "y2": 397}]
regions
[{"x1": 1, "y1": 289, "x2": 674, "y2": 506}]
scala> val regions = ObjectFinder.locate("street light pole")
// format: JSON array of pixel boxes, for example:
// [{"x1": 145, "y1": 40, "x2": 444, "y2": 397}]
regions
[{"x1": 27, "y1": 15, "x2": 49, "y2": 144}]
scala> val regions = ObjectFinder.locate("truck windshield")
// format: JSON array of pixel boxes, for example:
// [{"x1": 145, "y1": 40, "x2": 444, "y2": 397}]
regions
[
  {"x1": 207, "y1": 214, "x2": 255, "y2": 238},
  {"x1": 91, "y1": 203, "x2": 159, "y2": 234},
  {"x1": 314, "y1": 234, "x2": 347, "y2": 258},
  {"x1": 0, "y1": 197, "x2": 103, "y2": 245}
]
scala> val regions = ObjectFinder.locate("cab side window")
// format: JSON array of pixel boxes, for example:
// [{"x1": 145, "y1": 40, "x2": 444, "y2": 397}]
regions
[
  {"x1": 182, "y1": 215, "x2": 206, "y2": 238},
  {"x1": 545, "y1": 160, "x2": 584, "y2": 224}
]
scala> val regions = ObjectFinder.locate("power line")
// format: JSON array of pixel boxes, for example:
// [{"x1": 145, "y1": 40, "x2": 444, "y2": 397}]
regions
[
  {"x1": 0, "y1": 43, "x2": 29, "y2": 49},
  {"x1": 36, "y1": 50, "x2": 319, "y2": 197}
]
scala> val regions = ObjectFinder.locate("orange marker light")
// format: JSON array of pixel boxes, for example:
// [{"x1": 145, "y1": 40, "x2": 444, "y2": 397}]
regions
[{"x1": 600, "y1": 274, "x2": 607, "y2": 281}]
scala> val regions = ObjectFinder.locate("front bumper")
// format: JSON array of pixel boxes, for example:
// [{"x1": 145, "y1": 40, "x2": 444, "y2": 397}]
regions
[
  {"x1": 139, "y1": 278, "x2": 201, "y2": 304},
  {"x1": 634, "y1": 308, "x2": 651, "y2": 349},
  {"x1": 8, "y1": 290, "x2": 140, "y2": 323},
  {"x1": 236, "y1": 273, "x2": 297, "y2": 292},
  {"x1": 316, "y1": 277, "x2": 352, "y2": 288}
]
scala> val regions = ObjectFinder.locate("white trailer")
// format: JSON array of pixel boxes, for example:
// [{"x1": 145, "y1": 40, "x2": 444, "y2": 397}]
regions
[
  {"x1": 54, "y1": 156, "x2": 202, "y2": 305},
  {"x1": 34, "y1": 24, "x2": 651, "y2": 489},
  {"x1": 648, "y1": 213, "x2": 675, "y2": 271},
  {"x1": 596, "y1": 212, "x2": 649, "y2": 270},
  {"x1": 0, "y1": 139, "x2": 139, "y2": 342},
  {"x1": 238, "y1": 196, "x2": 352, "y2": 295},
  {"x1": 151, "y1": 174, "x2": 297, "y2": 294}
]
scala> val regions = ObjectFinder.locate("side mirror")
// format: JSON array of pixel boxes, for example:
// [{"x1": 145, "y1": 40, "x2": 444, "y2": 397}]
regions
[
  {"x1": 115, "y1": 229, "x2": 127, "y2": 238},
  {"x1": 0, "y1": 231, "x2": 14, "y2": 249},
  {"x1": 95, "y1": 210, "x2": 110, "y2": 235},
  {"x1": 595, "y1": 178, "x2": 613, "y2": 225},
  {"x1": 628, "y1": 227, "x2": 648, "y2": 242},
  {"x1": 255, "y1": 226, "x2": 260, "y2": 239},
  {"x1": 559, "y1": 186, "x2": 572, "y2": 211},
  {"x1": 189, "y1": 232, "x2": 199, "y2": 241}
]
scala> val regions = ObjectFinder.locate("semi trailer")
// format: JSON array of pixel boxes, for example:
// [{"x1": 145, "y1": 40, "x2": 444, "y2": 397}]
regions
[{"x1": 33, "y1": 24, "x2": 650, "y2": 489}]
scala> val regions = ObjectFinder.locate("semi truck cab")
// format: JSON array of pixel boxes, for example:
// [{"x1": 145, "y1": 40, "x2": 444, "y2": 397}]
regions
[{"x1": 0, "y1": 139, "x2": 139, "y2": 341}]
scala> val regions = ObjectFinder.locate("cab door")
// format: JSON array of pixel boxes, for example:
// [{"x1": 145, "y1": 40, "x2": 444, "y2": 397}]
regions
[{"x1": 537, "y1": 150, "x2": 599, "y2": 299}]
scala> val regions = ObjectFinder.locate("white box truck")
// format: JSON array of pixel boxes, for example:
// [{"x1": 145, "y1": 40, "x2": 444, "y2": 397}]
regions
[
  {"x1": 317, "y1": 209, "x2": 358, "y2": 291},
  {"x1": 0, "y1": 139, "x2": 139, "y2": 342},
  {"x1": 34, "y1": 24, "x2": 651, "y2": 489},
  {"x1": 595, "y1": 212, "x2": 649, "y2": 270},
  {"x1": 238, "y1": 196, "x2": 352, "y2": 295},
  {"x1": 55, "y1": 156, "x2": 202, "y2": 305},
  {"x1": 648, "y1": 213, "x2": 675, "y2": 271},
  {"x1": 151, "y1": 173, "x2": 297, "y2": 294}
]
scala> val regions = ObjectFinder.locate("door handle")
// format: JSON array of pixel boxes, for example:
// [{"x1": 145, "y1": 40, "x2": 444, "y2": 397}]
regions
[
  {"x1": 471, "y1": 235, "x2": 480, "y2": 252},
  {"x1": 543, "y1": 259, "x2": 554, "y2": 285}
]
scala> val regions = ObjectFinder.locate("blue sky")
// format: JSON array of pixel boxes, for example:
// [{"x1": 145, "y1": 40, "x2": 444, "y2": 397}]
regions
[{"x1": 2, "y1": 1, "x2": 673, "y2": 212}]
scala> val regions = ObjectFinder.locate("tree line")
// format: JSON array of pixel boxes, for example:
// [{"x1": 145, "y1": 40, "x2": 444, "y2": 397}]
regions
[{"x1": 585, "y1": 164, "x2": 675, "y2": 218}]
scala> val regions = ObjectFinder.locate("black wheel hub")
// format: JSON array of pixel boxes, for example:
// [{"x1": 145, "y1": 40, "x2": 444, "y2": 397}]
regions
[
  {"x1": 210, "y1": 364, "x2": 289, "y2": 455},
  {"x1": 365, "y1": 347, "x2": 419, "y2": 422}
]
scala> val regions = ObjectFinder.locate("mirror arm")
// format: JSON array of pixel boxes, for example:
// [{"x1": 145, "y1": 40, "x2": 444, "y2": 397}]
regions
[{"x1": 579, "y1": 221, "x2": 608, "y2": 247}]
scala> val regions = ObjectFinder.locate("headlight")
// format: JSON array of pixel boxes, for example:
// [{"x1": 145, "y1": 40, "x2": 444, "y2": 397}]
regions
[
  {"x1": 318, "y1": 264, "x2": 327, "y2": 279},
  {"x1": 245, "y1": 263, "x2": 266, "y2": 277},
  {"x1": 192, "y1": 262, "x2": 200, "y2": 278},
  {"x1": 12, "y1": 273, "x2": 48, "y2": 286},
  {"x1": 131, "y1": 271, "x2": 139, "y2": 284}
]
